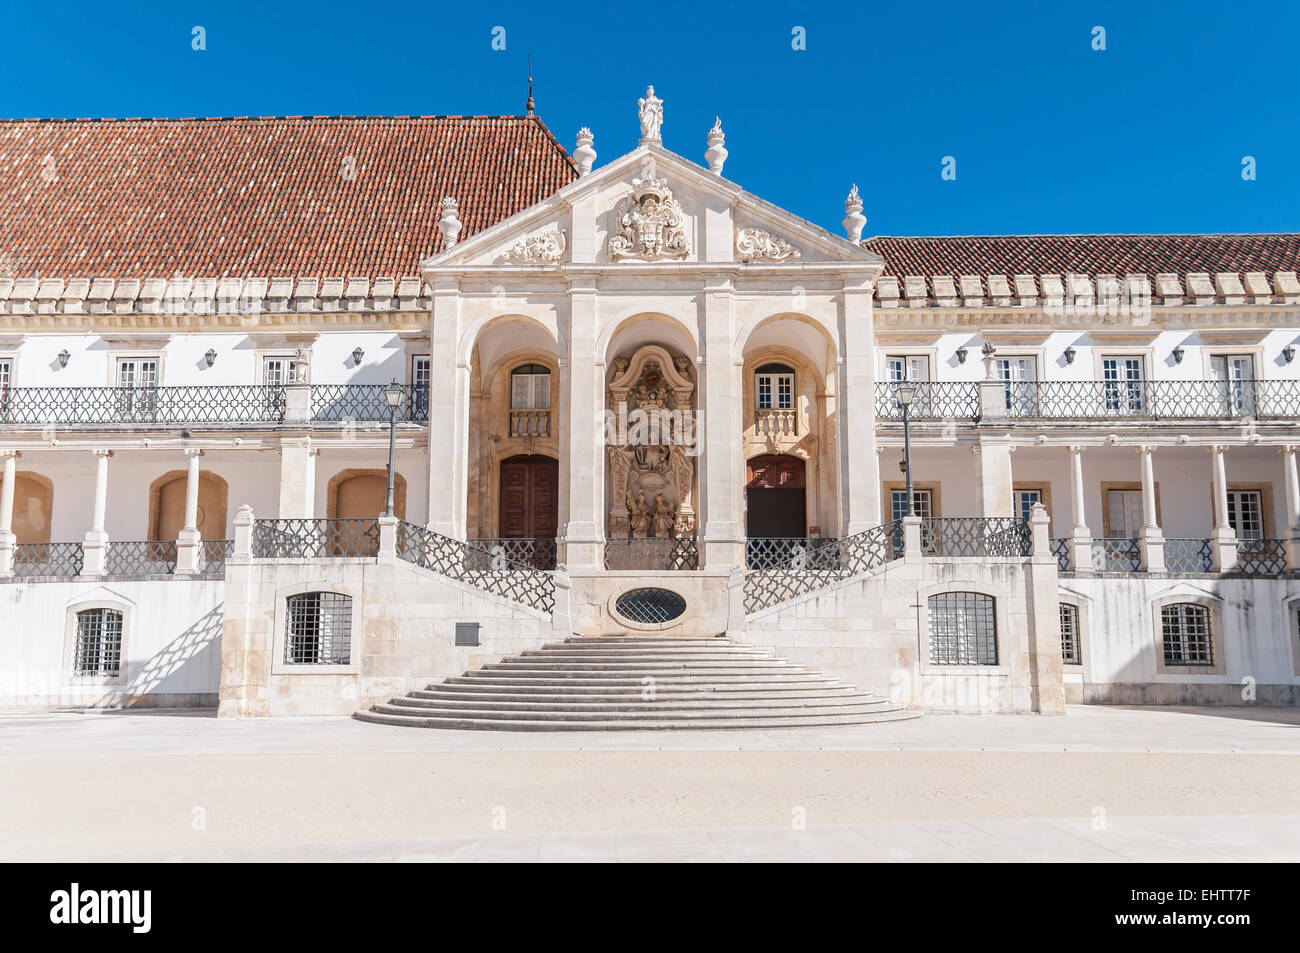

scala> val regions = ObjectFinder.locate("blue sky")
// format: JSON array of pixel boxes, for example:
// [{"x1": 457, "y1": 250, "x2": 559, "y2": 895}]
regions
[{"x1": 5, "y1": 0, "x2": 1297, "y2": 237}]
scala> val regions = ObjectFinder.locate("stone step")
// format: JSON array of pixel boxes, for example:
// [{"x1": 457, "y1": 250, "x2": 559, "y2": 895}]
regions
[
  {"x1": 561, "y1": 636, "x2": 730, "y2": 644},
  {"x1": 482, "y1": 661, "x2": 801, "y2": 672},
  {"x1": 446, "y1": 673, "x2": 839, "y2": 686},
  {"x1": 372, "y1": 701, "x2": 898, "y2": 720},
  {"x1": 415, "y1": 685, "x2": 865, "y2": 699},
  {"x1": 523, "y1": 649, "x2": 776, "y2": 659},
  {"x1": 385, "y1": 695, "x2": 891, "y2": 712},
  {"x1": 354, "y1": 708, "x2": 922, "y2": 731}
]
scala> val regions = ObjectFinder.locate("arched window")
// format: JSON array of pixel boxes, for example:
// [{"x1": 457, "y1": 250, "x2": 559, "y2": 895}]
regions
[
  {"x1": 755, "y1": 363, "x2": 795, "y2": 410},
  {"x1": 285, "y1": 592, "x2": 352, "y2": 665},
  {"x1": 928, "y1": 591, "x2": 997, "y2": 665},
  {"x1": 1161, "y1": 603, "x2": 1213, "y2": 666},
  {"x1": 510, "y1": 364, "x2": 551, "y2": 410},
  {"x1": 1060, "y1": 603, "x2": 1081, "y2": 665},
  {"x1": 73, "y1": 608, "x2": 124, "y2": 677}
]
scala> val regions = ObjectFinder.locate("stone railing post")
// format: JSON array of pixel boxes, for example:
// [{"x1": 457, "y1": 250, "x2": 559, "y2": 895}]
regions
[
  {"x1": 1029, "y1": 502, "x2": 1051, "y2": 559},
  {"x1": 378, "y1": 515, "x2": 398, "y2": 564},
  {"x1": 902, "y1": 515, "x2": 923, "y2": 564},
  {"x1": 978, "y1": 343, "x2": 1007, "y2": 422},
  {"x1": 232, "y1": 504, "x2": 255, "y2": 563},
  {"x1": 283, "y1": 381, "x2": 312, "y2": 426},
  {"x1": 0, "y1": 534, "x2": 13, "y2": 577}
]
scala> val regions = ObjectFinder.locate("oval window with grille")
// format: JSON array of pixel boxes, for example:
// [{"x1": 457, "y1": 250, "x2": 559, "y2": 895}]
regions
[{"x1": 615, "y1": 588, "x2": 687, "y2": 625}]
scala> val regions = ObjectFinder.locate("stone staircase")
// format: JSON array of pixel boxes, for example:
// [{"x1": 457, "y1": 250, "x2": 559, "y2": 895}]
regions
[{"x1": 355, "y1": 636, "x2": 919, "y2": 731}]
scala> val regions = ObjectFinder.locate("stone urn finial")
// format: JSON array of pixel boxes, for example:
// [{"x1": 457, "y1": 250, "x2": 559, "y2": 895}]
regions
[
  {"x1": 438, "y1": 197, "x2": 462, "y2": 250},
  {"x1": 574, "y1": 127, "x2": 596, "y2": 176},
  {"x1": 705, "y1": 117, "x2": 727, "y2": 175},
  {"x1": 843, "y1": 184, "x2": 866, "y2": 243}
]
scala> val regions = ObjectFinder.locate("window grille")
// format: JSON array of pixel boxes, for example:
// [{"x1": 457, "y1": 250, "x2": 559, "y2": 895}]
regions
[
  {"x1": 285, "y1": 592, "x2": 352, "y2": 664},
  {"x1": 928, "y1": 591, "x2": 998, "y2": 665},
  {"x1": 73, "y1": 608, "x2": 123, "y2": 676},
  {"x1": 1060, "y1": 604, "x2": 1082, "y2": 665},
  {"x1": 1161, "y1": 603, "x2": 1213, "y2": 666}
]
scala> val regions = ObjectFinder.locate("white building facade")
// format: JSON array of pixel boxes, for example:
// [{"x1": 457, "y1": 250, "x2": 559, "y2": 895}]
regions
[{"x1": 1, "y1": 100, "x2": 1298, "y2": 717}]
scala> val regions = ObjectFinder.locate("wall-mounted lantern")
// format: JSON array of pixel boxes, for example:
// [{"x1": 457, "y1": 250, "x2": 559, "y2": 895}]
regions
[
  {"x1": 1284, "y1": 345, "x2": 1296, "y2": 364},
  {"x1": 205, "y1": 348, "x2": 217, "y2": 367},
  {"x1": 1172, "y1": 346, "x2": 1185, "y2": 364},
  {"x1": 955, "y1": 347, "x2": 968, "y2": 364},
  {"x1": 1063, "y1": 346, "x2": 1076, "y2": 365},
  {"x1": 352, "y1": 346, "x2": 365, "y2": 366},
  {"x1": 57, "y1": 349, "x2": 71, "y2": 367}
]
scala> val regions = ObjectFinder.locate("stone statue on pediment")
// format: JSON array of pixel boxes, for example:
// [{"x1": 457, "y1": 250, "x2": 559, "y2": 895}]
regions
[{"x1": 638, "y1": 86, "x2": 663, "y2": 141}]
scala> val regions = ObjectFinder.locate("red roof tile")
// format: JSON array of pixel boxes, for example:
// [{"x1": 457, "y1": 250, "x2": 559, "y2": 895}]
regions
[
  {"x1": 0, "y1": 115, "x2": 577, "y2": 279},
  {"x1": 864, "y1": 234, "x2": 1300, "y2": 278}
]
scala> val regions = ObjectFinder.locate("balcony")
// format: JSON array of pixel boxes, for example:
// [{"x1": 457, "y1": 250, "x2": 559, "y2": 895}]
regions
[
  {"x1": 875, "y1": 379, "x2": 1300, "y2": 422},
  {"x1": 754, "y1": 408, "x2": 797, "y2": 438},
  {"x1": 508, "y1": 409, "x2": 551, "y2": 438},
  {"x1": 0, "y1": 383, "x2": 428, "y2": 429},
  {"x1": 1051, "y1": 536, "x2": 1290, "y2": 575}
]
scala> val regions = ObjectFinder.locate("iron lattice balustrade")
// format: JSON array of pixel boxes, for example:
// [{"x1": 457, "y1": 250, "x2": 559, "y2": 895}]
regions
[
  {"x1": 603, "y1": 537, "x2": 700, "y2": 571},
  {"x1": 310, "y1": 384, "x2": 428, "y2": 422},
  {"x1": 743, "y1": 521, "x2": 902, "y2": 613},
  {"x1": 470, "y1": 538, "x2": 557, "y2": 570},
  {"x1": 1090, "y1": 537, "x2": 1142, "y2": 572},
  {"x1": 199, "y1": 539, "x2": 234, "y2": 577},
  {"x1": 0, "y1": 386, "x2": 288, "y2": 425},
  {"x1": 1003, "y1": 379, "x2": 1300, "y2": 419},
  {"x1": 10, "y1": 542, "x2": 84, "y2": 577},
  {"x1": 105, "y1": 540, "x2": 178, "y2": 575},
  {"x1": 745, "y1": 537, "x2": 843, "y2": 571},
  {"x1": 874, "y1": 382, "x2": 980, "y2": 420},
  {"x1": 396, "y1": 521, "x2": 554, "y2": 613},
  {"x1": 1165, "y1": 538, "x2": 1214, "y2": 573},
  {"x1": 1050, "y1": 537, "x2": 1071, "y2": 571},
  {"x1": 251, "y1": 519, "x2": 380, "y2": 558},
  {"x1": 919, "y1": 518, "x2": 1033, "y2": 557},
  {"x1": 1236, "y1": 538, "x2": 1287, "y2": 575}
]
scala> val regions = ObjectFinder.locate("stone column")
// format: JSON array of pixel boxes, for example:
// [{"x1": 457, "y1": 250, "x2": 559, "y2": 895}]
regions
[
  {"x1": 1137, "y1": 445, "x2": 1164, "y2": 572},
  {"x1": 973, "y1": 436, "x2": 1014, "y2": 518},
  {"x1": 701, "y1": 278, "x2": 744, "y2": 569},
  {"x1": 1067, "y1": 446, "x2": 1092, "y2": 572},
  {"x1": 0, "y1": 450, "x2": 18, "y2": 576},
  {"x1": 83, "y1": 448, "x2": 112, "y2": 575},
  {"x1": 558, "y1": 276, "x2": 603, "y2": 569},
  {"x1": 840, "y1": 277, "x2": 880, "y2": 535},
  {"x1": 176, "y1": 448, "x2": 204, "y2": 574},
  {"x1": 426, "y1": 278, "x2": 463, "y2": 536},
  {"x1": 1281, "y1": 445, "x2": 1300, "y2": 570},
  {"x1": 1209, "y1": 445, "x2": 1238, "y2": 571},
  {"x1": 277, "y1": 438, "x2": 317, "y2": 519}
]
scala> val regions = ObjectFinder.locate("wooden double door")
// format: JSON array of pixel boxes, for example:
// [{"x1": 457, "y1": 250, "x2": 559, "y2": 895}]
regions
[
  {"x1": 745, "y1": 454, "x2": 807, "y2": 538},
  {"x1": 498, "y1": 455, "x2": 559, "y2": 538}
]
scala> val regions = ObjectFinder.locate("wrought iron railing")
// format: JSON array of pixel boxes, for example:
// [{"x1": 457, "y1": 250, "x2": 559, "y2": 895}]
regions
[
  {"x1": 1165, "y1": 538, "x2": 1213, "y2": 573},
  {"x1": 745, "y1": 537, "x2": 842, "y2": 570},
  {"x1": 199, "y1": 539, "x2": 235, "y2": 577},
  {"x1": 0, "y1": 385, "x2": 287, "y2": 425},
  {"x1": 1004, "y1": 379, "x2": 1300, "y2": 420},
  {"x1": 251, "y1": 519, "x2": 380, "y2": 558},
  {"x1": 310, "y1": 384, "x2": 427, "y2": 422},
  {"x1": 744, "y1": 521, "x2": 902, "y2": 613},
  {"x1": 470, "y1": 538, "x2": 557, "y2": 570},
  {"x1": 875, "y1": 382, "x2": 980, "y2": 420},
  {"x1": 604, "y1": 537, "x2": 700, "y2": 571},
  {"x1": 1050, "y1": 537, "x2": 1071, "y2": 571},
  {"x1": 1235, "y1": 538, "x2": 1287, "y2": 575},
  {"x1": 1089, "y1": 537, "x2": 1142, "y2": 572},
  {"x1": 508, "y1": 409, "x2": 551, "y2": 437},
  {"x1": 105, "y1": 540, "x2": 178, "y2": 575},
  {"x1": 920, "y1": 518, "x2": 1033, "y2": 557},
  {"x1": 10, "y1": 542, "x2": 84, "y2": 577},
  {"x1": 754, "y1": 408, "x2": 798, "y2": 438},
  {"x1": 397, "y1": 521, "x2": 554, "y2": 613}
]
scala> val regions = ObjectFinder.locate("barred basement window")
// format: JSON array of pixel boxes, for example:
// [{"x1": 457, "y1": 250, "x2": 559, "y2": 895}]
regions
[
  {"x1": 1161, "y1": 603, "x2": 1214, "y2": 666},
  {"x1": 1060, "y1": 604, "x2": 1081, "y2": 665},
  {"x1": 73, "y1": 608, "x2": 123, "y2": 676},
  {"x1": 928, "y1": 591, "x2": 997, "y2": 665},
  {"x1": 285, "y1": 592, "x2": 352, "y2": 665}
]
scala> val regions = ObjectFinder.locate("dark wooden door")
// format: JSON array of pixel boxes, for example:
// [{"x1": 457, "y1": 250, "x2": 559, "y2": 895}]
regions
[
  {"x1": 499, "y1": 455, "x2": 559, "y2": 538},
  {"x1": 745, "y1": 454, "x2": 807, "y2": 538}
]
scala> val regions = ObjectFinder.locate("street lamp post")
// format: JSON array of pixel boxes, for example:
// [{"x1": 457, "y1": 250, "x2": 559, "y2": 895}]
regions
[
  {"x1": 383, "y1": 380, "x2": 404, "y2": 517},
  {"x1": 896, "y1": 381, "x2": 918, "y2": 518}
]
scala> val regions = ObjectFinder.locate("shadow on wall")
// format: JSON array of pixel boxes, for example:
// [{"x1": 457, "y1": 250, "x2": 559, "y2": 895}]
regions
[{"x1": 124, "y1": 603, "x2": 224, "y2": 702}]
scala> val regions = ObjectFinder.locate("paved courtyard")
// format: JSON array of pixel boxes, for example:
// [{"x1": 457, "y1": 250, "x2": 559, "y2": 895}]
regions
[{"x1": 2, "y1": 705, "x2": 1298, "y2": 862}]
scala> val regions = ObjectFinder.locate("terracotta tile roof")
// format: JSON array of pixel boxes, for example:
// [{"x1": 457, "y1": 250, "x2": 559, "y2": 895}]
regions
[
  {"x1": 0, "y1": 115, "x2": 577, "y2": 279},
  {"x1": 864, "y1": 233, "x2": 1300, "y2": 279}
]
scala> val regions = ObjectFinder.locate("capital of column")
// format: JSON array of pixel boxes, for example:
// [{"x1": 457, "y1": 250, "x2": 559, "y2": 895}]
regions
[
  {"x1": 1135, "y1": 445, "x2": 1155, "y2": 456},
  {"x1": 92, "y1": 448, "x2": 114, "y2": 459},
  {"x1": 1065, "y1": 445, "x2": 1085, "y2": 457},
  {"x1": 184, "y1": 447, "x2": 205, "y2": 458},
  {"x1": 1278, "y1": 445, "x2": 1298, "y2": 456},
  {"x1": 0, "y1": 449, "x2": 20, "y2": 460}
]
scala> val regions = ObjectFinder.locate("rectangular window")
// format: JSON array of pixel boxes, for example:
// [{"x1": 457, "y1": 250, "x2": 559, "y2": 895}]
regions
[
  {"x1": 0, "y1": 358, "x2": 11, "y2": 416},
  {"x1": 1161, "y1": 603, "x2": 1214, "y2": 666},
  {"x1": 1014, "y1": 488, "x2": 1044, "y2": 522},
  {"x1": 73, "y1": 608, "x2": 124, "y2": 677},
  {"x1": 510, "y1": 367, "x2": 551, "y2": 410},
  {"x1": 115, "y1": 357, "x2": 159, "y2": 419},
  {"x1": 1060, "y1": 604, "x2": 1081, "y2": 665},
  {"x1": 755, "y1": 372, "x2": 794, "y2": 410},
  {"x1": 285, "y1": 592, "x2": 352, "y2": 665},
  {"x1": 1225, "y1": 489, "x2": 1264, "y2": 541},
  {"x1": 1106, "y1": 488, "x2": 1144, "y2": 539},
  {"x1": 928, "y1": 591, "x2": 998, "y2": 665},
  {"x1": 1210, "y1": 355, "x2": 1256, "y2": 416},
  {"x1": 886, "y1": 355, "x2": 931, "y2": 414},
  {"x1": 411, "y1": 355, "x2": 430, "y2": 419},
  {"x1": 890, "y1": 487, "x2": 933, "y2": 522},
  {"x1": 1102, "y1": 356, "x2": 1144, "y2": 414},
  {"x1": 262, "y1": 356, "x2": 297, "y2": 387},
  {"x1": 997, "y1": 356, "x2": 1038, "y2": 414}
]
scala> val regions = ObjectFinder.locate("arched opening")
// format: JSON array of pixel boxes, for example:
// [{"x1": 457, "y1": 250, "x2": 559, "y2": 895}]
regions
[
  {"x1": 14, "y1": 473, "x2": 53, "y2": 543},
  {"x1": 149, "y1": 471, "x2": 229, "y2": 541},
  {"x1": 327, "y1": 469, "x2": 408, "y2": 520},
  {"x1": 746, "y1": 454, "x2": 807, "y2": 538}
]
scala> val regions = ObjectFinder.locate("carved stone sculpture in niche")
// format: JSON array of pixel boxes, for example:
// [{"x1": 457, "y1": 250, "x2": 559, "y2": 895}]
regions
[
  {"x1": 606, "y1": 344, "x2": 697, "y2": 540},
  {"x1": 608, "y1": 173, "x2": 690, "y2": 262}
]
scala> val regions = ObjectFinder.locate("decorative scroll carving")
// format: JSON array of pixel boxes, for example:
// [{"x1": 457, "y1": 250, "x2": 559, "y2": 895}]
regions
[
  {"x1": 736, "y1": 227, "x2": 801, "y2": 263},
  {"x1": 507, "y1": 227, "x2": 567, "y2": 264},
  {"x1": 608, "y1": 174, "x2": 690, "y2": 262}
]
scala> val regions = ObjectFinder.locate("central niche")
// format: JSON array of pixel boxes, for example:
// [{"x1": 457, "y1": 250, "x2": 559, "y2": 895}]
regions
[{"x1": 606, "y1": 345, "x2": 697, "y2": 541}]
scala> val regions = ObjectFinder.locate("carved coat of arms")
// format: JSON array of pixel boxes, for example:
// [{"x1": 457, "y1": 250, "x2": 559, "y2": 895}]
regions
[{"x1": 608, "y1": 175, "x2": 690, "y2": 262}]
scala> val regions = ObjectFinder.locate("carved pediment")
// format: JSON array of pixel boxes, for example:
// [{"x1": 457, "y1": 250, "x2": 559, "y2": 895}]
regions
[
  {"x1": 608, "y1": 164, "x2": 690, "y2": 262},
  {"x1": 736, "y1": 227, "x2": 801, "y2": 263}
]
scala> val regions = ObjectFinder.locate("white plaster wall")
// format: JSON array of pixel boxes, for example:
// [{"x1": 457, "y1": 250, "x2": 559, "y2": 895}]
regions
[{"x1": 0, "y1": 578, "x2": 224, "y2": 708}]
